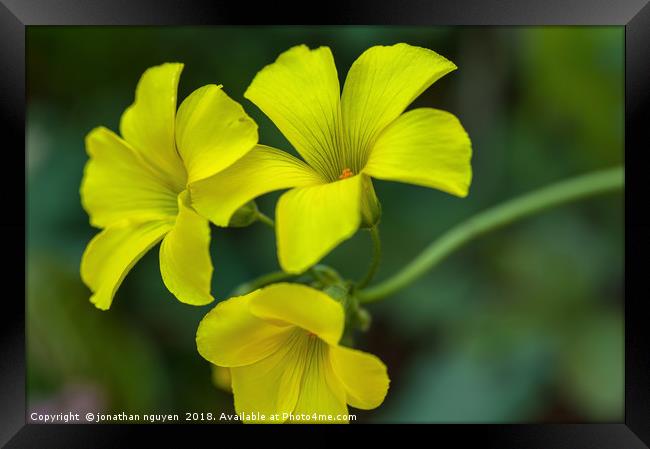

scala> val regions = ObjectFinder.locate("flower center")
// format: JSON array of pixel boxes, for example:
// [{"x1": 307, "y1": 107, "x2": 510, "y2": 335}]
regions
[{"x1": 338, "y1": 168, "x2": 354, "y2": 180}]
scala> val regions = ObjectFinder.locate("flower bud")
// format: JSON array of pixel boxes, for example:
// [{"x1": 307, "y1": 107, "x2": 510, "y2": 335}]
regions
[
  {"x1": 228, "y1": 201, "x2": 259, "y2": 228},
  {"x1": 360, "y1": 175, "x2": 381, "y2": 229}
]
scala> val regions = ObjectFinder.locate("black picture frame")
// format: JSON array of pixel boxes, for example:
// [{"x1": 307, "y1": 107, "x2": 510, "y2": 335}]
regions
[{"x1": 3, "y1": 0, "x2": 648, "y2": 445}]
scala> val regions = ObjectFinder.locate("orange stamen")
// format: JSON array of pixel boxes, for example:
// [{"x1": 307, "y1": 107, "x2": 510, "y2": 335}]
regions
[{"x1": 339, "y1": 168, "x2": 354, "y2": 179}]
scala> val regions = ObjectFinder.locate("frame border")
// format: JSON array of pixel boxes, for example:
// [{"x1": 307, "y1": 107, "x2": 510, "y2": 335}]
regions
[{"x1": 4, "y1": 0, "x2": 648, "y2": 445}]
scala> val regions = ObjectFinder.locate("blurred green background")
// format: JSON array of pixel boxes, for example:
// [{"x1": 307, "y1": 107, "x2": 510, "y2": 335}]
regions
[{"x1": 26, "y1": 26, "x2": 623, "y2": 423}]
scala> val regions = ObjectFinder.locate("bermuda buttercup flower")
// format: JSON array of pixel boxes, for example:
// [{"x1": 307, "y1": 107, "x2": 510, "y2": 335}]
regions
[
  {"x1": 190, "y1": 43, "x2": 472, "y2": 274},
  {"x1": 196, "y1": 283, "x2": 390, "y2": 423},
  {"x1": 80, "y1": 63, "x2": 258, "y2": 310}
]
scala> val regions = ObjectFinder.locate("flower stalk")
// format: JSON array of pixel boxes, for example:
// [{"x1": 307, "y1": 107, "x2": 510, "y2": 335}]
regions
[
  {"x1": 357, "y1": 166, "x2": 624, "y2": 303},
  {"x1": 256, "y1": 211, "x2": 275, "y2": 228},
  {"x1": 356, "y1": 225, "x2": 382, "y2": 289},
  {"x1": 230, "y1": 270, "x2": 296, "y2": 296}
]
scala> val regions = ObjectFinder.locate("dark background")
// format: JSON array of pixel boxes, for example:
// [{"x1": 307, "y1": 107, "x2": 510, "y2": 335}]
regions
[{"x1": 26, "y1": 26, "x2": 623, "y2": 423}]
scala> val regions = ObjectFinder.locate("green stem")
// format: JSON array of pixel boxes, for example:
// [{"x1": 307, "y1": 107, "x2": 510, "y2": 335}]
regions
[
  {"x1": 257, "y1": 211, "x2": 275, "y2": 228},
  {"x1": 358, "y1": 166, "x2": 624, "y2": 304},
  {"x1": 308, "y1": 267, "x2": 327, "y2": 284},
  {"x1": 231, "y1": 270, "x2": 295, "y2": 296},
  {"x1": 356, "y1": 225, "x2": 382, "y2": 289}
]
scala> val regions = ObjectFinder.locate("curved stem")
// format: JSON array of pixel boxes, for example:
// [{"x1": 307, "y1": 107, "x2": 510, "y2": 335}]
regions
[
  {"x1": 257, "y1": 211, "x2": 275, "y2": 228},
  {"x1": 356, "y1": 225, "x2": 382, "y2": 289},
  {"x1": 358, "y1": 166, "x2": 624, "y2": 303},
  {"x1": 308, "y1": 267, "x2": 328, "y2": 284},
  {"x1": 230, "y1": 270, "x2": 295, "y2": 296}
]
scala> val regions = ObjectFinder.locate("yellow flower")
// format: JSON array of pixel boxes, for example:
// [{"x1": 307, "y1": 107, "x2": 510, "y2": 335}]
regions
[
  {"x1": 80, "y1": 63, "x2": 258, "y2": 310},
  {"x1": 196, "y1": 283, "x2": 389, "y2": 423},
  {"x1": 190, "y1": 43, "x2": 472, "y2": 274}
]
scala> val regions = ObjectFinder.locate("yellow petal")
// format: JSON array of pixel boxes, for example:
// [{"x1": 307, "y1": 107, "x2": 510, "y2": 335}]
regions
[
  {"x1": 175, "y1": 84, "x2": 258, "y2": 184},
  {"x1": 230, "y1": 329, "x2": 310, "y2": 422},
  {"x1": 244, "y1": 45, "x2": 345, "y2": 181},
  {"x1": 81, "y1": 221, "x2": 172, "y2": 310},
  {"x1": 290, "y1": 341, "x2": 349, "y2": 423},
  {"x1": 341, "y1": 43, "x2": 457, "y2": 167},
  {"x1": 329, "y1": 345, "x2": 390, "y2": 410},
  {"x1": 190, "y1": 145, "x2": 322, "y2": 227},
  {"x1": 196, "y1": 293, "x2": 292, "y2": 367},
  {"x1": 276, "y1": 175, "x2": 361, "y2": 274},
  {"x1": 248, "y1": 283, "x2": 344, "y2": 346},
  {"x1": 119, "y1": 63, "x2": 187, "y2": 190},
  {"x1": 81, "y1": 127, "x2": 180, "y2": 228},
  {"x1": 159, "y1": 191, "x2": 214, "y2": 305},
  {"x1": 364, "y1": 108, "x2": 472, "y2": 197}
]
